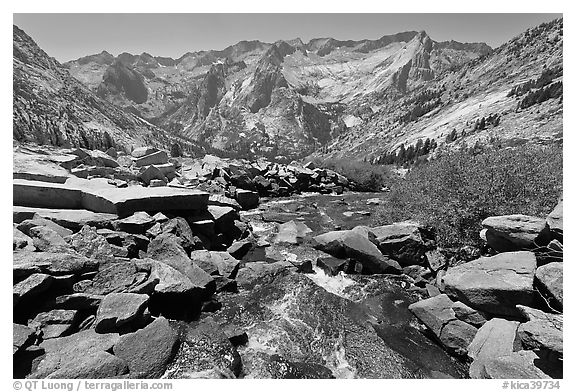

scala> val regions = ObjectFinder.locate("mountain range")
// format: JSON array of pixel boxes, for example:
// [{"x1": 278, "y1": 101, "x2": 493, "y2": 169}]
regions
[{"x1": 13, "y1": 18, "x2": 563, "y2": 161}]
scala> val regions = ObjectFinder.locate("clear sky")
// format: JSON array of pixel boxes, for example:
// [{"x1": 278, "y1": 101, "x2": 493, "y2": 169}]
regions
[{"x1": 13, "y1": 13, "x2": 562, "y2": 62}]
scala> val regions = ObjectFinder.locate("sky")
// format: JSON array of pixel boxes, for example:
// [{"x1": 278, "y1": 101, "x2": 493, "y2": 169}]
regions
[{"x1": 13, "y1": 13, "x2": 562, "y2": 62}]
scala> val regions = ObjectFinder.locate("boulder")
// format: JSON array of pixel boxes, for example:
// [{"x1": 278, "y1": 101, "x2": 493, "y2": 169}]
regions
[
  {"x1": 481, "y1": 214, "x2": 549, "y2": 252},
  {"x1": 13, "y1": 251, "x2": 98, "y2": 279},
  {"x1": 443, "y1": 251, "x2": 536, "y2": 316},
  {"x1": 451, "y1": 301, "x2": 487, "y2": 327},
  {"x1": 13, "y1": 323, "x2": 35, "y2": 354},
  {"x1": 17, "y1": 217, "x2": 73, "y2": 238},
  {"x1": 162, "y1": 217, "x2": 196, "y2": 252},
  {"x1": 467, "y1": 318, "x2": 521, "y2": 378},
  {"x1": 13, "y1": 206, "x2": 117, "y2": 231},
  {"x1": 28, "y1": 226, "x2": 69, "y2": 252},
  {"x1": 134, "y1": 150, "x2": 169, "y2": 167},
  {"x1": 13, "y1": 273, "x2": 53, "y2": 306},
  {"x1": 517, "y1": 306, "x2": 562, "y2": 362},
  {"x1": 14, "y1": 179, "x2": 209, "y2": 217},
  {"x1": 316, "y1": 256, "x2": 352, "y2": 276},
  {"x1": 73, "y1": 261, "x2": 150, "y2": 295},
  {"x1": 227, "y1": 240, "x2": 253, "y2": 260},
  {"x1": 273, "y1": 220, "x2": 312, "y2": 245},
  {"x1": 52, "y1": 293, "x2": 104, "y2": 310},
  {"x1": 31, "y1": 330, "x2": 127, "y2": 378},
  {"x1": 29, "y1": 309, "x2": 79, "y2": 339},
  {"x1": 208, "y1": 194, "x2": 242, "y2": 210},
  {"x1": 116, "y1": 211, "x2": 155, "y2": 234},
  {"x1": 138, "y1": 165, "x2": 167, "y2": 185},
  {"x1": 86, "y1": 149, "x2": 119, "y2": 168},
  {"x1": 13, "y1": 227, "x2": 35, "y2": 251},
  {"x1": 235, "y1": 189, "x2": 259, "y2": 209},
  {"x1": 190, "y1": 250, "x2": 240, "y2": 279},
  {"x1": 370, "y1": 221, "x2": 432, "y2": 266},
  {"x1": 114, "y1": 317, "x2": 179, "y2": 378},
  {"x1": 408, "y1": 294, "x2": 477, "y2": 356},
  {"x1": 535, "y1": 262, "x2": 563, "y2": 311},
  {"x1": 69, "y1": 225, "x2": 115, "y2": 262},
  {"x1": 147, "y1": 234, "x2": 215, "y2": 296},
  {"x1": 131, "y1": 146, "x2": 159, "y2": 159},
  {"x1": 94, "y1": 293, "x2": 149, "y2": 333},
  {"x1": 480, "y1": 350, "x2": 552, "y2": 379},
  {"x1": 313, "y1": 230, "x2": 401, "y2": 274}
]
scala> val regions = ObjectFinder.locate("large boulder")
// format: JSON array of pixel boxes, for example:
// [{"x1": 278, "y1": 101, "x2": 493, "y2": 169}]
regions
[
  {"x1": 481, "y1": 214, "x2": 549, "y2": 252},
  {"x1": 138, "y1": 165, "x2": 167, "y2": 185},
  {"x1": 132, "y1": 146, "x2": 158, "y2": 159},
  {"x1": 14, "y1": 179, "x2": 209, "y2": 217},
  {"x1": 442, "y1": 251, "x2": 536, "y2": 316},
  {"x1": 313, "y1": 230, "x2": 401, "y2": 274},
  {"x1": 114, "y1": 317, "x2": 179, "y2": 378},
  {"x1": 535, "y1": 262, "x2": 563, "y2": 311},
  {"x1": 16, "y1": 217, "x2": 73, "y2": 238},
  {"x1": 467, "y1": 318, "x2": 521, "y2": 379},
  {"x1": 94, "y1": 292, "x2": 149, "y2": 333},
  {"x1": 370, "y1": 221, "x2": 433, "y2": 266},
  {"x1": 236, "y1": 261, "x2": 293, "y2": 290},
  {"x1": 30, "y1": 330, "x2": 127, "y2": 378},
  {"x1": 408, "y1": 294, "x2": 477, "y2": 356}
]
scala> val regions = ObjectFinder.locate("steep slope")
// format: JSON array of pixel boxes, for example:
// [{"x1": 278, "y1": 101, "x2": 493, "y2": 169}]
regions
[
  {"x1": 311, "y1": 18, "x2": 563, "y2": 163},
  {"x1": 13, "y1": 25, "x2": 202, "y2": 155},
  {"x1": 62, "y1": 30, "x2": 491, "y2": 160}
]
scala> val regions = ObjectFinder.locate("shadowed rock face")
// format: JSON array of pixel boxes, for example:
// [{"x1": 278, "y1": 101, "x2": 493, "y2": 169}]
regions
[
  {"x1": 98, "y1": 61, "x2": 149, "y2": 104},
  {"x1": 215, "y1": 271, "x2": 467, "y2": 378}
]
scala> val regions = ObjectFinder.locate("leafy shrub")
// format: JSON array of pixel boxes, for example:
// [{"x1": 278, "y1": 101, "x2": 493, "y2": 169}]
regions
[
  {"x1": 317, "y1": 158, "x2": 396, "y2": 191},
  {"x1": 375, "y1": 145, "x2": 563, "y2": 247}
]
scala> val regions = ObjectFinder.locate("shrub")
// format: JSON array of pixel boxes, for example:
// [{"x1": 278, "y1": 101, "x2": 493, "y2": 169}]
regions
[
  {"x1": 375, "y1": 144, "x2": 563, "y2": 247},
  {"x1": 317, "y1": 158, "x2": 396, "y2": 191}
]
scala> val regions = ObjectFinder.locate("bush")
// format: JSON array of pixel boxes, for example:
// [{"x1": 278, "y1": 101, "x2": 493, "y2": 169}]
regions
[
  {"x1": 375, "y1": 145, "x2": 563, "y2": 247},
  {"x1": 317, "y1": 158, "x2": 396, "y2": 191}
]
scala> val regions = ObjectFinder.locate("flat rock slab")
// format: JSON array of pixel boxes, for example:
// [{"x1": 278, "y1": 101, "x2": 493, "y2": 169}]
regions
[
  {"x1": 370, "y1": 221, "x2": 429, "y2": 266},
  {"x1": 468, "y1": 318, "x2": 521, "y2": 378},
  {"x1": 29, "y1": 309, "x2": 78, "y2": 339},
  {"x1": 94, "y1": 292, "x2": 149, "y2": 333},
  {"x1": 134, "y1": 151, "x2": 169, "y2": 167},
  {"x1": 482, "y1": 214, "x2": 548, "y2": 252},
  {"x1": 32, "y1": 329, "x2": 127, "y2": 378},
  {"x1": 535, "y1": 262, "x2": 563, "y2": 311},
  {"x1": 273, "y1": 220, "x2": 313, "y2": 245},
  {"x1": 443, "y1": 251, "x2": 536, "y2": 316},
  {"x1": 73, "y1": 261, "x2": 150, "y2": 295},
  {"x1": 13, "y1": 206, "x2": 118, "y2": 230},
  {"x1": 114, "y1": 317, "x2": 179, "y2": 378},
  {"x1": 13, "y1": 251, "x2": 99, "y2": 279},
  {"x1": 14, "y1": 179, "x2": 209, "y2": 217}
]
